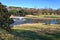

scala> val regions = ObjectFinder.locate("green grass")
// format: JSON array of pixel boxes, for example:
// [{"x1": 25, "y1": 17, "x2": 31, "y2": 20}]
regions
[
  {"x1": 0, "y1": 24, "x2": 60, "y2": 40},
  {"x1": 25, "y1": 15, "x2": 60, "y2": 19},
  {"x1": 11, "y1": 24, "x2": 60, "y2": 40}
]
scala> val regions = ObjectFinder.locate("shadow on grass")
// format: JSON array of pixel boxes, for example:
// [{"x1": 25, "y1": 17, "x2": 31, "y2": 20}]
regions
[
  {"x1": 10, "y1": 29, "x2": 57, "y2": 40},
  {"x1": 51, "y1": 32, "x2": 60, "y2": 40},
  {"x1": 0, "y1": 28, "x2": 60, "y2": 40}
]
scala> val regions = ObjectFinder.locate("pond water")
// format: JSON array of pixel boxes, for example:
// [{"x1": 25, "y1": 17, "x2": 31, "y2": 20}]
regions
[{"x1": 10, "y1": 17, "x2": 60, "y2": 26}]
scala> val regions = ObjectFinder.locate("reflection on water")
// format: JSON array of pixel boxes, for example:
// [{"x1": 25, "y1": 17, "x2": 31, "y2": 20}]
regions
[
  {"x1": 44, "y1": 19, "x2": 60, "y2": 24},
  {"x1": 10, "y1": 18, "x2": 60, "y2": 26}
]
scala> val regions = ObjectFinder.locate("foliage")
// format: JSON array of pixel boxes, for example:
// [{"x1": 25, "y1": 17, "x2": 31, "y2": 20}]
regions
[
  {"x1": 0, "y1": 2, "x2": 13, "y2": 31},
  {"x1": 8, "y1": 6, "x2": 60, "y2": 16}
]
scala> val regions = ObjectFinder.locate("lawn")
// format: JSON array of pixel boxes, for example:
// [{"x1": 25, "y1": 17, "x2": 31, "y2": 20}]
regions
[
  {"x1": 0, "y1": 23, "x2": 60, "y2": 40},
  {"x1": 25, "y1": 15, "x2": 60, "y2": 19},
  {"x1": 12, "y1": 23, "x2": 60, "y2": 40}
]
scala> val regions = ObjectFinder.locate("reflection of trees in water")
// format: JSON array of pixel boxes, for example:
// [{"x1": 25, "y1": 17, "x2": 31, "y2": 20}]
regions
[
  {"x1": 11, "y1": 18, "x2": 60, "y2": 26},
  {"x1": 32, "y1": 19, "x2": 60, "y2": 24},
  {"x1": 56, "y1": 19, "x2": 60, "y2": 24}
]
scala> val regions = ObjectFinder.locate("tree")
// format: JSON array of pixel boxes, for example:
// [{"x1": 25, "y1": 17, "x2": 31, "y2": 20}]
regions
[
  {"x1": 18, "y1": 9, "x2": 26, "y2": 16},
  {"x1": 42, "y1": 8, "x2": 49, "y2": 15},
  {"x1": 32, "y1": 9, "x2": 38, "y2": 15},
  {"x1": 9, "y1": 10, "x2": 18, "y2": 16},
  {"x1": 56, "y1": 8, "x2": 60, "y2": 15},
  {"x1": 48, "y1": 8, "x2": 53, "y2": 15},
  {"x1": 0, "y1": 2, "x2": 13, "y2": 31}
]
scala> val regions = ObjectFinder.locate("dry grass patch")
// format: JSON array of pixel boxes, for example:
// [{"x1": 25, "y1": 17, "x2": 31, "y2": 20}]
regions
[
  {"x1": 0, "y1": 23, "x2": 60, "y2": 40},
  {"x1": 12, "y1": 23, "x2": 60, "y2": 34}
]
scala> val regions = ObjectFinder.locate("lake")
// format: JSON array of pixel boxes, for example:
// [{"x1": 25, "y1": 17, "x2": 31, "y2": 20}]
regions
[{"x1": 10, "y1": 17, "x2": 60, "y2": 26}]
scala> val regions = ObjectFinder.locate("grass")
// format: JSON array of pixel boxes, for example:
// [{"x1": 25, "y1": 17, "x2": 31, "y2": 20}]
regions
[
  {"x1": 0, "y1": 23, "x2": 60, "y2": 40},
  {"x1": 25, "y1": 15, "x2": 60, "y2": 19},
  {"x1": 12, "y1": 23, "x2": 60, "y2": 40}
]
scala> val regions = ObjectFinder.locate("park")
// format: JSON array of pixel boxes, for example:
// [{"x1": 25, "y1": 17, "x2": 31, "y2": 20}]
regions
[{"x1": 0, "y1": 1, "x2": 60, "y2": 40}]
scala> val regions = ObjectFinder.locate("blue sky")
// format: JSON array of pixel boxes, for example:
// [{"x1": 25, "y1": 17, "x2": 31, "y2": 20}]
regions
[{"x1": 0, "y1": 0, "x2": 60, "y2": 9}]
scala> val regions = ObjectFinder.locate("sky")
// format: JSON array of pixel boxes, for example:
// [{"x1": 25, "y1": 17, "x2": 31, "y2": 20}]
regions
[{"x1": 0, "y1": 0, "x2": 60, "y2": 9}]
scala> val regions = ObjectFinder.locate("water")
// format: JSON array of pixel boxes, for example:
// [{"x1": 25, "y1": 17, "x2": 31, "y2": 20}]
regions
[
  {"x1": 45, "y1": 19, "x2": 60, "y2": 24},
  {"x1": 10, "y1": 17, "x2": 26, "y2": 26},
  {"x1": 10, "y1": 17, "x2": 60, "y2": 26}
]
